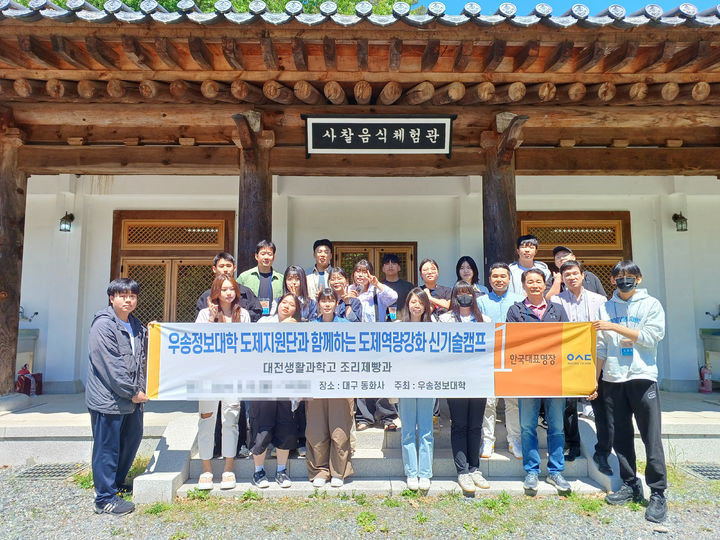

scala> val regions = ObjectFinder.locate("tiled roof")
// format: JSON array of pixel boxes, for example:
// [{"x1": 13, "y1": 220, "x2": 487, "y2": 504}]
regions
[{"x1": 1, "y1": 1, "x2": 719, "y2": 28}]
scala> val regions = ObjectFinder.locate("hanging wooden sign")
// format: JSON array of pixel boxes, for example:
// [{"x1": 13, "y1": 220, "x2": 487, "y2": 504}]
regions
[{"x1": 303, "y1": 115, "x2": 455, "y2": 156}]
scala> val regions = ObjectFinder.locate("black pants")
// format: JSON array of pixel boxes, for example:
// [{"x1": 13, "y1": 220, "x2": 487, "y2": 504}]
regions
[
  {"x1": 447, "y1": 398, "x2": 486, "y2": 474},
  {"x1": 590, "y1": 377, "x2": 613, "y2": 455},
  {"x1": 355, "y1": 398, "x2": 398, "y2": 426},
  {"x1": 563, "y1": 398, "x2": 580, "y2": 449},
  {"x1": 295, "y1": 401, "x2": 307, "y2": 448},
  {"x1": 214, "y1": 401, "x2": 247, "y2": 457},
  {"x1": 248, "y1": 400, "x2": 297, "y2": 454},
  {"x1": 605, "y1": 379, "x2": 667, "y2": 492}
]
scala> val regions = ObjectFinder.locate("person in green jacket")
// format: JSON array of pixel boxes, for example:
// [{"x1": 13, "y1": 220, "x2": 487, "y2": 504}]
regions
[{"x1": 237, "y1": 240, "x2": 284, "y2": 316}]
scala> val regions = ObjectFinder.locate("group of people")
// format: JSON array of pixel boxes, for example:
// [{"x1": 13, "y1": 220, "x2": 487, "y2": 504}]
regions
[{"x1": 84, "y1": 234, "x2": 668, "y2": 524}]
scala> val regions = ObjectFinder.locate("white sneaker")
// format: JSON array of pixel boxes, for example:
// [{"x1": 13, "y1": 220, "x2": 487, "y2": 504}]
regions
[
  {"x1": 471, "y1": 470, "x2": 490, "y2": 489},
  {"x1": 312, "y1": 477, "x2": 327, "y2": 488},
  {"x1": 418, "y1": 477, "x2": 431, "y2": 490},
  {"x1": 457, "y1": 473, "x2": 476, "y2": 493},
  {"x1": 220, "y1": 471, "x2": 236, "y2": 490},
  {"x1": 197, "y1": 472, "x2": 214, "y2": 490},
  {"x1": 330, "y1": 476, "x2": 344, "y2": 488},
  {"x1": 406, "y1": 476, "x2": 419, "y2": 490},
  {"x1": 508, "y1": 438, "x2": 523, "y2": 460},
  {"x1": 481, "y1": 440, "x2": 494, "y2": 458}
]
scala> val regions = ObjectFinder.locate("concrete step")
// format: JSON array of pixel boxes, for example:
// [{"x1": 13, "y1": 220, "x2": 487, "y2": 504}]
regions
[
  {"x1": 188, "y1": 449, "x2": 588, "y2": 479},
  {"x1": 176, "y1": 475, "x2": 603, "y2": 499}
]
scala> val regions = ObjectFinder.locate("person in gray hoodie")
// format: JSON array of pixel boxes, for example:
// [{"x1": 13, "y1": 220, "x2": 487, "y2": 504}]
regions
[
  {"x1": 86, "y1": 278, "x2": 148, "y2": 516},
  {"x1": 593, "y1": 261, "x2": 667, "y2": 524}
]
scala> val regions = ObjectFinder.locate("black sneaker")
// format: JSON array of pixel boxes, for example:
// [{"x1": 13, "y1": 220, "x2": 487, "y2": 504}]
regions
[
  {"x1": 593, "y1": 453, "x2": 613, "y2": 476},
  {"x1": 276, "y1": 470, "x2": 292, "y2": 488},
  {"x1": 94, "y1": 497, "x2": 135, "y2": 516},
  {"x1": 252, "y1": 469, "x2": 270, "y2": 488},
  {"x1": 645, "y1": 492, "x2": 667, "y2": 523},
  {"x1": 606, "y1": 479, "x2": 643, "y2": 505},
  {"x1": 564, "y1": 446, "x2": 581, "y2": 462}
]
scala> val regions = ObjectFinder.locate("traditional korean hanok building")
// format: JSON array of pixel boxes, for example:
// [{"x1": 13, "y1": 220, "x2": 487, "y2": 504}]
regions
[{"x1": 1, "y1": 1, "x2": 719, "y2": 395}]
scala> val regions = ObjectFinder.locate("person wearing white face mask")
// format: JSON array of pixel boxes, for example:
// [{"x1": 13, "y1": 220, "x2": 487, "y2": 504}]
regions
[{"x1": 593, "y1": 260, "x2": 668, "y2": 524}]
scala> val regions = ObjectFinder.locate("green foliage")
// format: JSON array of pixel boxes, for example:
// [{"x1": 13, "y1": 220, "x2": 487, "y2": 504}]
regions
[
  {"x1": 240, "y1": 489, "x2": 261, "y2": 501},
  {"x1": 415, "y1": 511, "x2": 429, "y2": 523},
  {"x1": 400, "y1": 488, "x2": 419, "y2": 498},
  {"x1": 73, "y1": 468, "x2": 94, "y2": 490},
  {"x1": 356, "y1": 510, "x2": 378, "y2": 533},
  {"x1": 186, "y1": 487, "x2": 211, "y2": 501},
  {"x1": 352, "y1": 491, "x2": 369, "y2": 505},
  {"x1": 381, "y1": 497, "x2": 401, "y2": 508},
  {"x1": 144, "y1": 502, "x2": 172, "y2": 515},
  {"x1": 170, "y1": 533, "x2": 190, "y2": 540}
]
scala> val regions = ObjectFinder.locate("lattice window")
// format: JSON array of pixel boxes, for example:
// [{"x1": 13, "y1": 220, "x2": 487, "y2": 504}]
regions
[
  {"x1": 579, "y1": 259, "x2": 618, "y2": 298},
  {"x1": 334, "y1": 243, "x2": 416, "y2": 284},
  {"x1": 121, "y1": 220, "x2": 225, "y2": 251},
  {"x1": 123, "y1": 261, "x2": 170, "y2": 325},
  {"x1": 523, "y1": 220, "x2": 623, "y2": 251},
  {"x1": 174, "y1": 261, "x2": 214, "y2": 322}
]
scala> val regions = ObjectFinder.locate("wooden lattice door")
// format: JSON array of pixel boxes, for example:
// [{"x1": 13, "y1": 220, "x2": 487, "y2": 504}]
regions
[{"x1": 333, "y1": 242, "x2": 417, "y2": 284}]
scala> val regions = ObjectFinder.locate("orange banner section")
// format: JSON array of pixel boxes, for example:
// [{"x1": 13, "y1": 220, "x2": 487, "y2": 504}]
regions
[{"x1": 494, "y1": 322, "x2": 596, "y2": 397}]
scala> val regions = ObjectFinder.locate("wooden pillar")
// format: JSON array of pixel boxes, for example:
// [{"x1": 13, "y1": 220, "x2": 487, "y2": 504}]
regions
[
  {"x1": 0, "y1": 119, "x2": 27, "y2": 395},
  {"x1": 232, "y1": 112, "x2": 275, "y2": 271},
  {"x1": 481, "y1": 113, "x2": 528, "y2": 280}
]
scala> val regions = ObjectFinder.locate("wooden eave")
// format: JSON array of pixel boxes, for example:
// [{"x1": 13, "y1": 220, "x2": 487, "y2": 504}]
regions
[{"x1": 2, "y1": 13, "x2": 720, "y2": 176}]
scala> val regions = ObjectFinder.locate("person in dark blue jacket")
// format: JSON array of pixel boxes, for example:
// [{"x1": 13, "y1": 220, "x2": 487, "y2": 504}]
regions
[
  {"x1": 506, "y1": 269, "x2": 571, "y2": 497},
  {"x1": 86, "y1": 278, "x2": 148, "y2": 516}
]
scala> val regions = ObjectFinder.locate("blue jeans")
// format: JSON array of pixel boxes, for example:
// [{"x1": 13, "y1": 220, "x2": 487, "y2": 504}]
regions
[
  {"x1": 399, "y1": 398, "x2": 435, "y2": 479},
  {"x1": 519, "y1": 398, "x2": 565, "y2": 475}
]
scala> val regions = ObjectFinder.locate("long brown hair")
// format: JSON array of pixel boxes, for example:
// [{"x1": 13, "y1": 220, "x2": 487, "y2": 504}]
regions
[
  {"x1": 208, "y1": 275, "x2": 245, "y2": 322},
  {"x1": 402, "y1": 287, "x2": 433, "y2": 322},
  {"x1": 449, "y1": 280, "x2": 485, "y2": 322}
]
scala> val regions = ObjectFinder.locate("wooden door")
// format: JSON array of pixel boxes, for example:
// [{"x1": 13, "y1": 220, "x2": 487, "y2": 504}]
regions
[{"x1": 333, "y1": 242, "x2": 417, "y2": 284}]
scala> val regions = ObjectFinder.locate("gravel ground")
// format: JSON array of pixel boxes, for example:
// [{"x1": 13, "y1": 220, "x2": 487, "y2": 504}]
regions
[{"x1": 1, "y1": 464, "x2": 719, "y2": 539}]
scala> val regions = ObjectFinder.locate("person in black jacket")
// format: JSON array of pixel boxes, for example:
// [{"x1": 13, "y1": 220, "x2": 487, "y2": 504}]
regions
[
  {"x1": 196, "y1": 252, "x2": 263, "y2": 322},
  {"x1": 86, "y1": 278, "x2": 148, "y2": 516},
  {"x1": 506, "y1": 269, "x2": 572, "y2": 497}
]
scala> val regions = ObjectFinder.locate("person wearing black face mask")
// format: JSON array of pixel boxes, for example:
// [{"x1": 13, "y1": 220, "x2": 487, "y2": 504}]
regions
[
  {"x1": 439, "y1": 281, "x2": 491, "y2": 494},
  {"x1": 592, "y1": 260, "x2": 668, "y2": 524}
]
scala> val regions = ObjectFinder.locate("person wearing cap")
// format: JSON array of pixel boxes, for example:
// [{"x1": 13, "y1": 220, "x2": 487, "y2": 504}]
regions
[
  {"x1": 546, "y1": 246, "x2": 606, "y2": 300},
  {"x1": 380, "y1": 253, "x2": 415, "y2": 320},
  {"x1": 307, "y1": 239, "x2": 334, "y2": 300},
  {"x1": 508, "y1": 234, "x2": 551, "y2": 296}
]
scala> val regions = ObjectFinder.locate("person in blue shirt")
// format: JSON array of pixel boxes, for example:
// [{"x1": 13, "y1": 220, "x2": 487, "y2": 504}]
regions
[
  {"x1": 305, "y1": 288, "x2": 354, "y2": 488},
  {"x1": 477, "y1": 262, "x2": 525, "y2": 459}
]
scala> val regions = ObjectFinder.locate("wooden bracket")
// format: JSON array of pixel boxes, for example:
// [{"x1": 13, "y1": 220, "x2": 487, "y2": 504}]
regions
[
  {"x1": 0, "y1": 127, "x2": 25, "y2": 147},
  {"x1": 231, "y1": 112, "x2": 263, "y2": 149},
  {"x1": 482, "y1": 113, "x2": 528, "y2": 169}
]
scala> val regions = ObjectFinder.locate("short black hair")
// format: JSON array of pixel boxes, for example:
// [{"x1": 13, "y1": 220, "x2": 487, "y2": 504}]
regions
[
  {"x1": 455, "y1": 256, "x2": 479, "y2": 285},
  {"x1": 255, "y1": 240, "x2": 276, "y2": 254},
  {"x1": 107, "y1": 278, "x2": 140, "y2": 298},
  {"x1": 517, "y1": 234, "x2": 539, "y2": 249},
  {"x1": 488, "y1": 262, "x2": 511, "y2": 274},
  {"x1": 419, "y1": 258, "x2": 439, "y2": 273},
  {"x1": 560, "y1": 260, "x2": 584, "y2": 274},
  {"x1": 213, "y1": 252, "x2": 235, "y2": 266},
  {"x1": 381, "y1": 253, "x2": 400, "y2": 266},
  {"x1": 521, "y1": 268, "x2": 546, "y2": 284},
  {"x1": 313, "y1": 239, "x2": 333, "y2": 254},
  {"x1": 317, "y1": 288, "x2": 337, "y2": 304},
  {"x1": 611, "y1": 260, "x2": 642, "y2": 278}
]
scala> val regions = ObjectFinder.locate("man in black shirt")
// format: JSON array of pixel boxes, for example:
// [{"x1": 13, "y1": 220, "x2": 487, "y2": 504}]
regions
[
  {"x1": 196, "y1": 252, "x2": 263, "y2": 322},
  {"x1": 546, "y1": 246, "x2": 607, "y2": 300},
  {"x1": 380, "y1": 253, "x2": 414, "y2": 320}
]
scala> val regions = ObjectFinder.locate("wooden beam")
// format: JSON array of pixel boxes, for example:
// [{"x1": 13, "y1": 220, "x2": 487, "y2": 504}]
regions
[
  {"x1": 421, "y1": 39, "x2": 440, "y2": 72},
  {"x1": 400, "y1": 81, "x2": 434, "y2": 105},
  {"x1": 139, "y1": 80, "x2": 172, "y2": 100},
  {"x1": 491, "y1": 82, "x2": 526, "y2": 104},
  {"x1": 357, "y1": 39, "x2": 369, "y2": 71},
  {"x1": 323, "y1": 81, "x2": 347, "y2": 105},
  {"x1": 647, "y1": 82, "x2": 679, "y2": 101},
  {"x1": 188, "y1": 37, "x2": 214, "y2": 70},
  {"x1": 584, "y1": 82, "x2": 616, "y2": 104},
  {"x1": 459, "y1": 82, "x2": 495, "y2": 105},
  {"x1": 200, "y1": 80, "x2": 237, "y2": 103},
  {"x1": 46, "y1": 79, "x2": 78, "y2": 99},
  {"x1": 85, "y1": 37, "x2": 120, "y2": 70},
  {"x1": 17, "y1": 35, "x2": 63, "y2": 69},
  {"x1": 77, "y1": 80, "x2": 106, "y2": 99},
  {"x1": 695, "y1": 46, "x2": 720, "y2": 71},
  {"x1": 574, "y1": 41, "x2": 606, "y2": 72},
  {"x1": 377, "y1": 81, "x2": 402, "y2": 105},
  {"x1": 544, "y1": 41, "x2": 574, "y2": 72},
  {"x1": 638, "y1": 41, "x2": 676, "y2": 72},
  {"x1": 323, "y1": 37, "x2": 337, "y2": 71},
  {"x1": 664, "y1": 41, "x2": 708, "y2": 72},
  {"x1": 430, "y1": 82, "x2": 465, "y2": 105},
  {"x1": 221, "y1": 38, "x2": 244, "y2": 70},
  {"x1": 0, "y1": 39, "x2": 31, "y2": 68},
  {"x1": 603, "y1": 41, "x2": 639, "y2": 73},
  {"x1": 389, "y1": 39, "x2": 402, "y2": 72},
  {"x1": 0, "y1": 128, "x2": 28, "y2": 394},
  {"x1": 556, "y1": 82, "x2": 586, "y2": 103},
  {"x1": 154, "y1": 37, "x2": 182, "y2": 69},
  {"x1": 291, "y1": 38, "x2": 308, "y2": 71},
  {"x1": 294, "y1": 80, "x2": 324, "y2": 105},
  {"x1": 13, "y1": 79, "x2": 44, "y2": 98},
  {"x1": 260, "y1": 37, "x2": 279, "y2": 70},
  {"x1": 0, "y1": 80, "x2": 14, "y2": 98},
  {"x1": 679, "y1": 82, "x2": 711, "y2": 102},
  {"x1": 263, "y1": 80, "x2": 296, "y2": 104},
  {"x1": 122, "y1": 36, "x2": 152, "y2": 71},
  {"x1": 106, "y1": 79, "x2": 139, "y2": 99},
  {"x1": 480, "y1": 40, "x2": 506, "y2": 72},
  {"x1": 169, "y1": 80, "x2": 204, "y2": 101},
  {"x1": 613, "y1": 82, "x2": 648, "y2": 105},
  {"x1": 231, "y1": 80, "x2": 266, "y2": 104},
  {"x1": 353, "y1": 80, "x2": 372, "y2": 105},
  {"x1": 50, "y1": 36, "x2": 93, "y2": 70},
  {"x1": 514, "y1": 40, "x2": 539, "y2": 72},
  {"x1": 453, "y1": 40, "x2": 473, "y2": 72},
  {"x1": 522, "y1": 82, "x2": 556, "y2": 104}
]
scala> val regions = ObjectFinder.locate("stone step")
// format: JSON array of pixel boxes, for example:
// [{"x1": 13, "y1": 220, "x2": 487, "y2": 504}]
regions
[
  {"x1": 188, "y1": 448, "x2": 588, "y2": 479},
  {"x1": 176, "y1": 475, "x2": 603, "y2": 499}
]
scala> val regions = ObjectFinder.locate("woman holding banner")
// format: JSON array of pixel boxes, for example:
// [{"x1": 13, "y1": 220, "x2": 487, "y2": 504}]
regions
[
  {"x1": 439, "y1": 281, "x2": 492, "y2": 493},
  {"x1": 249, "y1": 293, "x2": 301, "y2": 489},
  {"x1": 305, "y1": 288, "x2": 354, "y2": 488},
  {"x1": 397, "y1": 288, "x2": 437, "y2": 491},
  {"x1": 195, "y1": 275, "x2": 251, "y2": 491}
]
